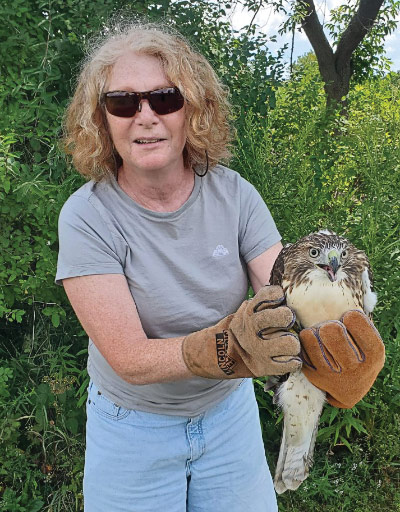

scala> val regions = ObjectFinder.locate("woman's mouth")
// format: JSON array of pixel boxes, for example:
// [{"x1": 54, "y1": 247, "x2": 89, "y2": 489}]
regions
[{"x1": 134, "y1": 138, "x2": 165, "y2": 144}]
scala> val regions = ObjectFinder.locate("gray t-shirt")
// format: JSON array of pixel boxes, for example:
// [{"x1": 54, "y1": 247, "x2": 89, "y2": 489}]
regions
[{"x1": 56, "y1": 164, "x2": 281, "y2": 416}]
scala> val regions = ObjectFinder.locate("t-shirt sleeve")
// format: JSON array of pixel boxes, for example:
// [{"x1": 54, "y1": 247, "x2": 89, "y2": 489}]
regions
[
  {"x1": 55, "y1": 195, "x2": 124, "y2": 285},
  {"x1": 238, "y1": 178, "x2": 281, "y2": 263}
]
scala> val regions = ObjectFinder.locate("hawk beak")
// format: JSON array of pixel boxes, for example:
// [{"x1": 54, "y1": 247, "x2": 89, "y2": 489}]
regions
[{"x1": 327, "y1": 250, "x2": 340, "y2": 281}]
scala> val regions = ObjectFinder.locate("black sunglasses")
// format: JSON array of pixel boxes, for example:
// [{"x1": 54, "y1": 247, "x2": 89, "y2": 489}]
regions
[{"x1": 101, "y1": 87, "x2": 184, "y2": 118}]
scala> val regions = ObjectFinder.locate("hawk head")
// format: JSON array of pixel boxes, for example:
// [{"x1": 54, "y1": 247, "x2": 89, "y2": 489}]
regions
[
  {"x1": 283, "y1": 230, "x2": 356, "y2": 285},
  {"x1": 270, "y1": 230, "x2": 377, "y2": 318}
]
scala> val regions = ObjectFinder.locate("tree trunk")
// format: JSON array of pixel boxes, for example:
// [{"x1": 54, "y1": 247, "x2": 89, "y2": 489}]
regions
[{"x1": 298, "y1": 0, "x2": 385, "y2": 108}]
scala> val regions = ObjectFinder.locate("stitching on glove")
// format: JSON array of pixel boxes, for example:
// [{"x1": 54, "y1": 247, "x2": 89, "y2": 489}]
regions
[
  {"x1": 314, "y1": 326, "x2": 342, "y2": 373},
  {"x1": 299, "y1": 347, "x2": 316, "y2": 370},
  {"x1": 256, "y1": 327, "x2": 298, "y2": 341},
  {"x1": 278, "y1": 332, "x2": 299, "y2": 340},
  {"x1": 271, "y1": 356, "x2": 302, "y2": 364},
  {"x1": 256, "y1": 328, "x2": 273, "y2": 339},
  {"x1": 338, "y1": 321, "x2": 366, "y2": 363},
  {"x1": 286, "y1": 307, "x2": 296, "y2": 330},
  {"x1": 253, "y1": 296, "x2": 285, "y2": 313}
]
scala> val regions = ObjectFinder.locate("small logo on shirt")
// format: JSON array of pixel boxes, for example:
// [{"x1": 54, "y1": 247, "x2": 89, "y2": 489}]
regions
[{"x1": 212, "y1": 245, "x2": 229, "y2": 259}]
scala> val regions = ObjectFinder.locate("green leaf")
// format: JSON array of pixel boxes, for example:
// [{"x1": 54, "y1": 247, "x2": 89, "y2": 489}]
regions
[
  {"x1": 65, "y1": 416, "x2": 78, "y2": 434},
  {"x1": 35, "y1": 382, "x2": 53, "y2": 406},
  {"x1": 28, "y1": 499, "x2": 45, "y2": 512},
  {"x1": 51, "y1": 311, "x2": 60, "y2": 327},
  {"x1": 3, "y1": 179, "x2": 10, "y2": 193},
  {"x1": 328, "y1": 406, "x2": 340, "y2": 425},
  {"x1": 77, "y1": 392, "x2": 88, "y2": 408},
  {"x1": 339, "y1": 436, "x2": 353, "y2": 452},
  {"x1": 29, "y1": 138, "x2": 41, "y2": 151}
]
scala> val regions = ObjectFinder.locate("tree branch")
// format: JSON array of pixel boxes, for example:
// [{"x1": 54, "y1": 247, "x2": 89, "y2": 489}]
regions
[
  {"x1": 298, "y1": 0, "x2": 336, "y2": 82},
  {"x1": 335, "y1": 0, "x2": 385, "y2": 67},
  {"x1": 246, "y1": 0, "x2": 264, "y2": 36},
  {"x1": 291, "y1": 0, "x2": 388, "y2": 106}
]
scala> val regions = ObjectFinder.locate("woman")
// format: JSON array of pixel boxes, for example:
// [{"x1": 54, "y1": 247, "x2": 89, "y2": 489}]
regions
[{"x1": 56, "y1": 22, "x2": 384, "y2": 512}]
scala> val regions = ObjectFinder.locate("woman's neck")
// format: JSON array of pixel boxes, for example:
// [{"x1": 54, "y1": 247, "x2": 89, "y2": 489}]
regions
[{"x1": 117, "y1": 164, "x2": 195, "y2": 213}]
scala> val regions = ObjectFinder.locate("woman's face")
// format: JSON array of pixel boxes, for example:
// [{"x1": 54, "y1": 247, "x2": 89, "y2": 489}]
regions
[{"x1": 105, "y1": 52, "x2": 187, "y2": 176}]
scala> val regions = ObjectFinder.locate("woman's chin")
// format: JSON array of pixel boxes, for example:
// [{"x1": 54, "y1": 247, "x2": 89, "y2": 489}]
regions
[{"x1": 125, "y1": 155, "x2": 184, "y2": 175}]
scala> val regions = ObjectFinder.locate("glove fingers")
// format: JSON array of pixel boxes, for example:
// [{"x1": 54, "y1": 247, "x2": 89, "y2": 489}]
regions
[
  {"x1": 254, "y1": 306, "x2": 296, "y2": 334},
  {"x1": 267, "y1": 358, "x2": 302, "y2": 375},
  {"x1": 252, "y1": 285, "x2": 285, "y2": 312},
  {"x1": 316, "y1": 321, "x2": 362, "y2": 368},
  {"x1": 261, "y1": 332, "x2": 300, "y2": 357},
  {"x1": 300, "y1": 327, "x2": 341, "y2": 372},
  {"x1": 342, "y1": 310, "x2": 385, "y2": 360}
]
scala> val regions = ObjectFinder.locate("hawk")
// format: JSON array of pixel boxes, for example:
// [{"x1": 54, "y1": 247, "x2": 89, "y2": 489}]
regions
[{"x1": 268, "y1": 230, "x2": 377, "y2": 494}]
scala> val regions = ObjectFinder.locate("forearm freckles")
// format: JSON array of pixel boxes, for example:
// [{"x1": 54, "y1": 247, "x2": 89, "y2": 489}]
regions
[{"x1": 103, "y1": 336, "x2": 192, "y2": 385}]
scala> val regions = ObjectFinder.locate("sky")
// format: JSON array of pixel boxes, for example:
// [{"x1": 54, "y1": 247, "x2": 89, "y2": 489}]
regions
[{"x1": 225, "y1": 0, "x2": 400, "y2": 73}]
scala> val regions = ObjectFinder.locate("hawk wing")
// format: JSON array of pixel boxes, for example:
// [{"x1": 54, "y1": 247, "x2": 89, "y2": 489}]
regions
[
  {"x1": 264, "y1": 243, "x2": 293, "y2": 391},
  {"x1": 361, "y1": 255, "x2": 377, "y2": 316},
  {"x1": 269, "y1": 243, "x2": 291, "y2": 286}
]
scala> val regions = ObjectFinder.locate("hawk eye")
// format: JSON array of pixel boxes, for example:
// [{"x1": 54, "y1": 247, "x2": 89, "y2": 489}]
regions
[
  {"x1": 342, "y1": 249, "x2": 347, "y2": 258},
  {"x1": 309, "y1": 248, "x2": 320, "y2": 258}
]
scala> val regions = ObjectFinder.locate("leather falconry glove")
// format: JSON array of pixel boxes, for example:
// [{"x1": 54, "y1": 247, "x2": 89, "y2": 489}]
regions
[
  {"x1": 182, "y1": 285, "x2": 302, "y2": 379},
  {"x1": 300, "y1": 310, "x2": 385, "y2": 409}
]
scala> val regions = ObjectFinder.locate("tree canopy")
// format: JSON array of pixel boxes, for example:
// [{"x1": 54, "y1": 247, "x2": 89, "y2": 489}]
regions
[{"x1": 242, "y1": 0, "x2": 400, "y2": 105}]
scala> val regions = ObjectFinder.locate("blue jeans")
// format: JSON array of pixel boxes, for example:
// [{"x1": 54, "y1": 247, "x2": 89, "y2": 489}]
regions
[{"x1": 84, "y1": 378, "x2": 278, "y2": 512}]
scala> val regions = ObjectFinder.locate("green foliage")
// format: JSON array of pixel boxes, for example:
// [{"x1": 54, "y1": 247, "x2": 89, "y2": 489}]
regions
[
  {"x1": 1, "y1": 0, "x2": 400, "y2": 510},
  {"x1": 235, "y1": 55, "x2": 400, "y2": 510},
  {"x1": 0, "y1": 318, "x2": 88, "y2": 511},
  {"x1": 326, "y1": 0, "x2": 400, "y2": 82},
  {"x1": 0, "y1": 0, "x2": 284, "y2": 327}
]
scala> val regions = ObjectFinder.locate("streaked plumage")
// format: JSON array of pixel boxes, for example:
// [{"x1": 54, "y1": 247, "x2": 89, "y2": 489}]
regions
[{"x1": 268, "y1": 230, "x2": 376, "y2": 494}]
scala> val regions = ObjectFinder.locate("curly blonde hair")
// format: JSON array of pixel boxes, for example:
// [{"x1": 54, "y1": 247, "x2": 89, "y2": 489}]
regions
[{"x1": 63, "y1": 21, "x2": 232, "y2": 181}]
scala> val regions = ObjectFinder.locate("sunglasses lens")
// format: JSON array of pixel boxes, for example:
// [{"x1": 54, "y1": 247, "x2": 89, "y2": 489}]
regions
[
  {"x1": 103, "y1": 88, "x2": 184, "y2": 117},
  {"x1": 149, "y1": 88, "x2": 184, "y2": 115},
  {"x1": 104, "y1": 93, "x2": 140, "y2": 117}
]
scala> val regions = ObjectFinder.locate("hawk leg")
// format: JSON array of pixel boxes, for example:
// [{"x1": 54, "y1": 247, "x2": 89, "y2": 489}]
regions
[{"x1": 273, "y1": 370, "x2": 325, "y2": 494}]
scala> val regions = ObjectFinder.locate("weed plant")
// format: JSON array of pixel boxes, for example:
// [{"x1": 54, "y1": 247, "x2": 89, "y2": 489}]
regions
[
  {"x1": 0, "y1": 1, "x2": 285, "y2": 509},
  {"x1": 232, "y1": 55, "x2": 400, "y2": 511},
  {"x1": 1, "y1": 3, "x2": 400, "y2": 509}
]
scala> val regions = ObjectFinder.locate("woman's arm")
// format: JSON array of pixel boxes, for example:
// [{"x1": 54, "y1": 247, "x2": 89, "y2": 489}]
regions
[
  {"x1": 63, "y1": 274, "x2": 192, "y2": 385},
  {"x1": 64, "y1": 242, "x2": 284, "y2": 386},
  {"x1": 247, "y1": 242, "x2": 283, "y2": 293}
]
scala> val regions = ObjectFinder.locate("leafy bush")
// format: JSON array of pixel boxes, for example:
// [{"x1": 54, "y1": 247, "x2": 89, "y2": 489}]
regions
[
  {"x1": 0, "y1": 318, "x2": 88, "y2": 511},
  {"x1": 1, "y1": 1, "x2": 399, "y2": 510},
  {"x1": 0, "y1": 0, "x2": 283, "y2": 327},
  {"x1": 233, "y1": 55, "x2": 400, "y2": 511},
  {"x1": 0, "y1": 1, "x2": 286, "y2": 509}
]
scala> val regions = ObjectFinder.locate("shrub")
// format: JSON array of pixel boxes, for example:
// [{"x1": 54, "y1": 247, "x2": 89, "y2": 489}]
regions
[{"x1": 233, "y1": 57, "x2": 400, "y2": 510}]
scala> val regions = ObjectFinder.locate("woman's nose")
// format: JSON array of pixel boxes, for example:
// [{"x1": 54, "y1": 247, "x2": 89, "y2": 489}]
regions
[{"x1": 135, "y1": 100, "x2": 158, "y2": 124}]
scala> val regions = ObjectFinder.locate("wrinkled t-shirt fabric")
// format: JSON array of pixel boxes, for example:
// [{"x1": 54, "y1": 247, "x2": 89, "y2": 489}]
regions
[{"x1": 56, "y1": 165, "x2": 281, "y2": 416}]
